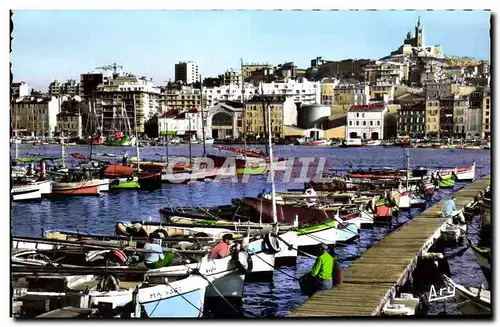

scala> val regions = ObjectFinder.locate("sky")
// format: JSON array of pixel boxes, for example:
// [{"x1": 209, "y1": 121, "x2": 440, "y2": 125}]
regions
[{"x1": 11, "y1": 10, "x2": 491, "y2": 90}]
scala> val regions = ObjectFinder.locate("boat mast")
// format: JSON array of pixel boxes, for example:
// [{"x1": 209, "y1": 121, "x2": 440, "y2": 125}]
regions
[
  {"x1": 406, "y1": 148, "x2": 410, "y2": 191},
  {"x1": 200, "y1": 74, "x2": 207, "y2": 156},
  {"x1": 241, "y1": 58, "x2": 247, "y2": 152},
  {"x1": 165, "y1": 121, "x2": 169, "y2": 162},
  {"x1": 89, "y1": 98, "x2": 93, "y2": 163},
  {"x1": 134, "y1": 93, "x2": 140, "y2": 172},
  {"x1": 188, "y1": 112, "x2": 192, "y2": 166},
  {"x1": 267, "y1": 99, "x2": 277, "y2": 225},
  {"x1": 261, "y1": 83, "x2": 269, "y2": 157}
]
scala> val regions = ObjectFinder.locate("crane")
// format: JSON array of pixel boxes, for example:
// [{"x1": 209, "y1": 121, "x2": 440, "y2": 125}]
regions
[{"x1": 95, "y1": 63, "x2": 123, "y2": 75}]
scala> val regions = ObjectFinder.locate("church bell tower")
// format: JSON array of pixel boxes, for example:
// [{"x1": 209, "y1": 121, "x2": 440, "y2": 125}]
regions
[{"x1": 415, "y1": 16, "x2": 424, "y2": 47}]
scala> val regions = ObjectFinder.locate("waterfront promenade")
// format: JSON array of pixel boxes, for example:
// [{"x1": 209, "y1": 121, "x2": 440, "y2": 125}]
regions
[{"x1": 288, "y1": 175, "x2": 491, "y2": 317}]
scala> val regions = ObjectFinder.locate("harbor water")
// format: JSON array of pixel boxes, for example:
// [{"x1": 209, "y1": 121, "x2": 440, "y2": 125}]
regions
[{"x1": 10, "y1": 144, "x2": 491, "y2": 317}]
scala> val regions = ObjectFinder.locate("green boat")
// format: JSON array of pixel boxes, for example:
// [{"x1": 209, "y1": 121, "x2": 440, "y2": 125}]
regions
[
  {"x1": 109, "y1": 177, "x2": 140, "y2": 190},
  {"x1": 104, "y1": 136, "x2": 136, "y2": 147},
  {"x1": 438, "y1": 176, "x2": 455, "y2": 188},
  {"x1": 297, "y1": 221, "x2": 336, "y2": 236}
]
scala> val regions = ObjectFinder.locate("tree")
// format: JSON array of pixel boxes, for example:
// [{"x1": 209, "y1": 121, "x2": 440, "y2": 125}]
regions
[{"x1": 144, "y1": 114, "x2": 159, "y2": 138}]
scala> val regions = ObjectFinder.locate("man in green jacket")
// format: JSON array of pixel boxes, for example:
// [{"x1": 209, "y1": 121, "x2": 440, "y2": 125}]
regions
[{"x1": 310, "y1": 243, "x2": 342, "y2": 291}]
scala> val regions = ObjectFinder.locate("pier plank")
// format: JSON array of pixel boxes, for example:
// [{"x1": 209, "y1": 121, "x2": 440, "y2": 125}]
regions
[{"x1": 288, "y1": 176, "x2": 489, "y2": 317}]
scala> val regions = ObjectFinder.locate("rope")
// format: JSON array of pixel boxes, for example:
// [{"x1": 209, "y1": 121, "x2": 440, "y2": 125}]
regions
[
  {"x1": 245, "y1": 248, "x2": 298, "y2": 281},
  {"x1": 193, "y1": 269, "x2": 248, "y2": 316},
  {"x1": 273, "y1": 233, "x2": 317, "y2": 259}
]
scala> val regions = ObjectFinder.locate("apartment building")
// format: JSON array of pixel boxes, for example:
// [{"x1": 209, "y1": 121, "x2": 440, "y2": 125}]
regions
[
  {"x1": 175, "y1": 61, "x2": 199, "y2": 85},
  {"x1": 11, "y1": 96, "x2": 59, "y2": 137},
  {"x1": 95, "y1": 74, "x2": 163, "y2": 134},
  {"x1": 244, "y1": 96, "x2": 297, "y2": 139}
]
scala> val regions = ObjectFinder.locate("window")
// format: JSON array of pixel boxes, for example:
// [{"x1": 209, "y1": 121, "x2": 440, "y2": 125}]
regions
[
  {"x1": 356, "y1": 121, "x2": 359, "y2": 126},
  {"x1": 356, "y1": 113, "x2": 359, "y2": 117},
  {"x1": 486, "y1": 111, "x2": 490, "y2": 116},
  {"x1": 362, "y1": 113, "x2": 365, "y2": 118},
  {"x1": 377, "y1": 121, "x2": 380, "y2": 126},
  {"x1": 370, "y1": 121, "x2": 373, "y2": 126},
  {"x1": 349, "y1": 121, "x2": 352, "y2": 126},
  {"x1": 486, "y1": 105, "x2": 490, "y2": 110},
  {"x1": 363, "y1": 121, "x2": 366, "y2": 126},
  {"x1": 486, "y1": 118, "x2": 489, "y2": 124}
]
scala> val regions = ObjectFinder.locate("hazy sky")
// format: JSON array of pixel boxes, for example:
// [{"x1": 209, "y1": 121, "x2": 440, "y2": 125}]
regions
[{"x1": 11, "y1": 10, "x2": 491, "y2": 90}]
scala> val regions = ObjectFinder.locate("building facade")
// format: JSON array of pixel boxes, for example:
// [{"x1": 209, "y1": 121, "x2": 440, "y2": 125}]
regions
[
  {"x1": 95, "y1": 75, "x2": 163, "y2": 135},
  {"x1": 244, "y1": 96, "x2": 297, "y2": 139},
  {"x1": 397, "y1": 102, "x2": 426, "y2": 138},
  {"x1": 48, "y1": 79, "x2": 81, "y2": 97},
  {"x1": 11, "y1": 82, "x2": 30, "y2": 101},
  {"x1": 482, "y1": 89, "x2": 491, "y2": 138},
  {"x1": 346, "y1": 104, "x2": 388, "y2": 140},
  {"x1": 175, "y1": 61, "x2": 199, "y2": 85},
  {"x1": 11, "y1": 97, "x2": 59, "y2": 137},
  {"x1": 158, "y1": 108, "x2": 204, "y2": 140},
  {"x1": 259, "y1": 78, "x2": 320, "y2": 105},
  {"x1": 56, "y1": 112, "x2": 83, "y2": 137},
  {"x1": 206, "y1": 101, "x2": 244, "y2": 140},
  {"x1": 425, "y1": 99, "x2": 440, "y2": 136}
]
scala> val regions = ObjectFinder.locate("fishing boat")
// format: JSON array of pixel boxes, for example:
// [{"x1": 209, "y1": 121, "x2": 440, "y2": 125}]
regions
[
  {"x1": 466, "y1": 237, "x2": 490, "y2": 284},
  {"x1": 301, "y1": 139, "x2": 332, "y2": 146},
  {"x1": 296, "y1": 220, "x2": 358, "y2": 249},
  {"x1": 363, "y1": 140, "x2": 381, "y2": 146},
  {"x1": 339, "y1": 138, "x2": 362, "y2": 148},
  {"x1": 86, "y1": 136, "x2": 104, "y2": 145},
  {"x1": 116, "y1": 218, "x2": 298, "y2": 268},
  {"x1": 438, "y1": 162, "x2": 476, "y2": 182},
  {"x1": 434, "y1": 171, "x2": 455, "y2": 189},
  {"x1": 442, "y1": 274, "x2": 490, "y2": 315},
  {"x1": 11, "y1": 183, "x2": 42, "y2": 201},
  {"x1": 51, "y1": 179, "x2": 101, "y2": 196},
  {"x1": 109, "y1": 176, "x2": 140, "y2": 190}
]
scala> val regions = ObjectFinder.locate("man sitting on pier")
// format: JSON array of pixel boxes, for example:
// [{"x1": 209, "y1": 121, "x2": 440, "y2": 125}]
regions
[
  {"x1": 210, "y1": 234, "x2": 233, "y2": 259},
  {"x1": 442, "y1": 197, "x2": 465, "y2": 223},
  {"x1": 310, "y1": 244, "x2": 342, "y2": 292},
  {"x1": 143, "y1": 236, "x2": 176, "y2": 269}
]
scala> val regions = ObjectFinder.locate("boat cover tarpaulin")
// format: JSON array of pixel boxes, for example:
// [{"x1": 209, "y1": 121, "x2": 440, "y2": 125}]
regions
[
  {"x1": 104, "y1": 164, "x2": 136, "y2": 177},
  {"x1": 71, "y1": 153, "x2": 87, "y2": 160}
]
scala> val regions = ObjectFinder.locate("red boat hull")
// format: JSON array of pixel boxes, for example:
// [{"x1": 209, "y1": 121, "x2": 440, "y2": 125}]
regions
[
  {"x1": 241, "y1": 197, "x2": 360, "y2": 226},
  {"x1": 52, "y1": 181, "x2": 101, "y2": 196}
]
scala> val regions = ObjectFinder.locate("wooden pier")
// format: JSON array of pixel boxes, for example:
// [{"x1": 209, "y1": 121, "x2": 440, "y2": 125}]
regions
[{"x1": 288, "y1": 175, "x2": 491, "y2": 317}]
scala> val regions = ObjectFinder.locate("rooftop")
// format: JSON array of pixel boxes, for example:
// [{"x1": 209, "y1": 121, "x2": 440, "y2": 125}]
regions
[{"x1": 348, "y1": 104, "x2": 386, "y2": 112}]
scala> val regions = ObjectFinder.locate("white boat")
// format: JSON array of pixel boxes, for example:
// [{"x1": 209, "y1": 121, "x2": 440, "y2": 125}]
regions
[
  {"x1": 115, "y1": 220, "x2": 284, "y2": 277},
  {"x1": 99, "y1": 178, "x2": 110, "y2": 192},
  {"x1": 88, "y1": 275, "x2": 208, "y2": 318},
  {"x1": 364, "y1": 140, "x2": 381, "y2": 146},
  {"x1": 439, "y1": 162, "x2": 476, "y2": 181},
  {"x1": 382, "y1": 293, "x2": 420, "y2": 316},
  {"x1": 11, "y1": 184, "x2": 42, "y2": 201},
  {"x1": 442, "y1": 275, "x2": 490, "y2": 315},
  {"x1": 204, "y1": 138, "x2": 215, "y2": 144},
  {"x1": 302, "y1": 139, "x2": 332, "y2": 146},
  {"x1": 11, "y1": 180, "x2": 52, "y2": 201}
]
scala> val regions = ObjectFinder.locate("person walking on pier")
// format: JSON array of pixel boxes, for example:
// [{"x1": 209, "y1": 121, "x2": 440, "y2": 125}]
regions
[
  {"x1": 442, "y1": 196, "x2": 465, "y2": 223},
  {"x1": 310, "y1": 244, "x2": 342, "y2": 292}
]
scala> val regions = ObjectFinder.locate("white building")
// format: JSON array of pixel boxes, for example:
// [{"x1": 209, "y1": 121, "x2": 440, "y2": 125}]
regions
[
  {"x1": 158, "y1": 108, "x2": 205, "y2": 140},
  {"x1": 202, "y1": 83, "x2": 257, "y2": 107},
  {"x1": 346, "y1": 104, "x2": 388, "y2": 140},
  {"x1": 11, "y1": 96, "x2": 60, "y2": 137},
  {"x1": 175, "y1": 61, "x2": 199, "y2": 85},
  {"x1": 11, "y1": 81, "x2": 30, "y2": 100},
  {"x1": 259, "y1": 77, "x2": 321, "y2": 105}
]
